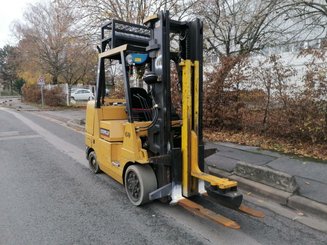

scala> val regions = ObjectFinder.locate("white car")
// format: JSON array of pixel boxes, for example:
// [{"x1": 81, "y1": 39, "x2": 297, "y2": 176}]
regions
[{"x1": 71, "y1": 89, "x2": 94, "y2": 101}]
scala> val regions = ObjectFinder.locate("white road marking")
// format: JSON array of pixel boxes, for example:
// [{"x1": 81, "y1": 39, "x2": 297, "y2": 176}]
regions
[
  {"x1": 0, "y1": 131, "x2": 20, "y2": 137},
  {"x1": 0, "y1": 134, "x2": 41, "y2": 141},
  {"x1": 1, "y1": 108, "x2": 88, "y2": 168}
]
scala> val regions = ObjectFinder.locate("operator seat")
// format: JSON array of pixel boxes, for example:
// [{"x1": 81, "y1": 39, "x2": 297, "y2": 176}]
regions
[
  {"x1": 130, "y1": 87, "x2": 153, "y2": 121},
  {"x1": 130, "y1": 87, "x2": 180, "y2": 122}
]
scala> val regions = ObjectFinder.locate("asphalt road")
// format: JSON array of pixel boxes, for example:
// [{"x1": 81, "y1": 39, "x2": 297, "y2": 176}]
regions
[{"x1": 0, "y1": 107, "x2": 326, "y2": 245}]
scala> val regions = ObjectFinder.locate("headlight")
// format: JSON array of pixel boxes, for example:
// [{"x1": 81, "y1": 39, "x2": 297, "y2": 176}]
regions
[
  {"x1": 155, "y1": 55, "x2": 163, "y2": 75},
  {"x1": 126, "y1": 54, "x2": 133, "y2": 65}
]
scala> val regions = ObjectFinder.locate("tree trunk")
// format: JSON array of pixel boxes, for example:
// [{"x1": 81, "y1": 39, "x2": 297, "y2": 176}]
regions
[
  {"x1": 262, "y1": 86, "x2": 271, "y2": 133},
  {"x1": 10, "y1": 80, "x2": 13, "y2": 95},
  {"x1": 52, "y1": 76, "x2": 58, "y2": 85}
]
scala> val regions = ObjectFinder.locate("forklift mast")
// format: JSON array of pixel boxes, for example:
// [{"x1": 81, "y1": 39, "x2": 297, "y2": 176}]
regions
[{"x1": 143, "y1": 12, "x2": 206, "y2": 196}]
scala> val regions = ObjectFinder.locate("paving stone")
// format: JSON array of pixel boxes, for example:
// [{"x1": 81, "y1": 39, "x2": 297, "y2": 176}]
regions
[
  {"x1": 205, "y1": 154, "x2": 238, "y2": 172},
  {"x1": 267, "y1": 157, "x2": 327, "y2": 184},
  {"x1": 205, "y1": 143, "x2": 276, "y2": 168},
  {"x1": 295, "y1": 177, "x2": 327, "y2": 205}
]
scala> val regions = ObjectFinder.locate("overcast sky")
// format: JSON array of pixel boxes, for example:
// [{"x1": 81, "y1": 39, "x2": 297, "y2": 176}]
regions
[{"x1": 0, "y1": 0, "x2": 39, "y2": 48}]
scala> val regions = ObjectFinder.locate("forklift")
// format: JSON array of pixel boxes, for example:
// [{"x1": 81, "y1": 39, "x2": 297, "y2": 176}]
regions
[{"x1": 85, "y1": 11, "x2": 263, "y2": 228}]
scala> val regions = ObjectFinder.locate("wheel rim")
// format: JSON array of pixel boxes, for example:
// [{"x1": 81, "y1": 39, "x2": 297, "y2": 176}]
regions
[
  {"x1": 126, "y1": 171, "x2": 141, "y2": 202},
  {"x1": 91, "y1": 158, "x2": 96, "y2": 168},
  {"x1": 90, "y1": 156, "x2": 97, "y2": 171}
]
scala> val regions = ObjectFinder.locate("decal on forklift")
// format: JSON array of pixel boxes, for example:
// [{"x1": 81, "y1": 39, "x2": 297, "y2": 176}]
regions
[
  {"x1": 112, "y1": 161, "x2": 120, "y2": 167},
  {"x1": 100, "y1": 128, "x2": 110, "y2": 137}
]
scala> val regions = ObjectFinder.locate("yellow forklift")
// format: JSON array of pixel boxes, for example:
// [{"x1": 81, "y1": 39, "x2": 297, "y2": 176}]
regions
[{"x1": 85, "y1": 11, "x2": 263, "y2": 227}]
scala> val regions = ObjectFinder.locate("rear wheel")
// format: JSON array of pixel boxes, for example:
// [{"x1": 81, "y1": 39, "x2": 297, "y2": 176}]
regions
[
  {"x1": 124, "y1": 165, "x2": 157, "y2": 206},
  {"x1": 88, "y1": 151, "x2": 101, "y2": 174}
]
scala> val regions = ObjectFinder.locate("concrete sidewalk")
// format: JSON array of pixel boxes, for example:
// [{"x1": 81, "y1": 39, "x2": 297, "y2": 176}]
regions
[{"x1": 2, "y1": 97, "x2": 327, "y2": 220}]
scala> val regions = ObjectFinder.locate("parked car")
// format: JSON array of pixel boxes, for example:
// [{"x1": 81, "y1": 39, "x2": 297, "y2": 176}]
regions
[{"x1": 71, "y1": 89, "x2": 94, "y2": 101}]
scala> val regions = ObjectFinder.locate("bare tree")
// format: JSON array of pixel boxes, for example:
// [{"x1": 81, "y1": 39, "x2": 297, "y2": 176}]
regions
[
  {"x1": 193, "y1": 0, "x2": 305, "y2": 124},
  {"x1": 196, "y1": 0, "x2": 296, "y2": 56},
  {"x1": 251, "y1": 54, "x2": 296, "y2": 132},
  {"x1": 14, "y1": 0, "x2": 93, "y2": 85},
  {"x1": 60, "y1": 41, "x2": 97, "y2": 104},
  {"x1": 75, "y1": 0, "x2": 197, "y2": 41},
  {"x1": 195, "y1": 0, "x2": 311, "y2": 80},
  {"x1": 287, "y1": 0, "x2": 327, "y2": 37}
]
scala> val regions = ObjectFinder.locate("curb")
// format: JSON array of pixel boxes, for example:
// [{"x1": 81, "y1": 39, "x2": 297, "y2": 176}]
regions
[
  {"x1": 66, "y1": 121, "x2": 85, "y2": 131},
  {"x1": 208, "y1": 166, "x2": 291, "y2": 205},
  {"x1": 235, "y1": 162, "x2": 298, "y2": 193},
  {"x1": 208, "y1": 165, "x2": 327, "y2": 220},
  {"x1": 288, "y1": 195, "x2": 327, "y2": 220},
  {"x1": 0, "y1": 104, "x2": 41, "y2": 111},
  {"x1": 36, "y1": 111, "x2": 85, "y2": 132}
]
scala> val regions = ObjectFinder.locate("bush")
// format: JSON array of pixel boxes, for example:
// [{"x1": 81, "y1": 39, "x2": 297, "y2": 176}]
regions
[
  {"x1": 44, "y1": 86, "x2": 66, "y2": 106},
  {"x1": 22, "y1": 84, "x2": 66, "y2": 106},
  {"x1": 108, "y1": 81, "x2": 125, "y2": 99},
  {"x1": 203, "y1": 55, "x2": 249, "y2": 130},
  {"x1": 22, "y1": 84, "x2": 41, "y2": 103},
  {"x1": 203, "y1": 52, "x2": 327, "y2": 145}
]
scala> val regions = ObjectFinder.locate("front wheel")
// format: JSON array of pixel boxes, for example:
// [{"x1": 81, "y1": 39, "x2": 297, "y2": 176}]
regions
[
  {"x1": 88, "y1": 151, "x2": 101, "y2": 174},
  {"x1": 124, "y1": 165, "x2": 157, "y2": 206}
]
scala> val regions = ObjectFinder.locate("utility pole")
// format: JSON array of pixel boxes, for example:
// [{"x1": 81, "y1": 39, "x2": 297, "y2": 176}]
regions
[{"x1": 37, "y1": 76, "x2": 45, "y2": 108}]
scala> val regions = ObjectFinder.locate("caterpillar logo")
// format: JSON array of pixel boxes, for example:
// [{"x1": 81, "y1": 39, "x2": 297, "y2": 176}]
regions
[
  {"x1": 112, "y1": 161, "x2": 120, "y2": 167},
  {"x1": 100, "y1": 128, "x2": 110, "y2": 137}
]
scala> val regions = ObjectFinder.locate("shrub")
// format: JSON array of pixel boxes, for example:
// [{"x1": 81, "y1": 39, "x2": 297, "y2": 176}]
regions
[
  {"x1": 44, "y1": 86, "x2": 66, "y2": 106},
  {"x1": 22, "y1": 84, "x2": 41, "y2": 103},
  {"x1": 22, "y1": 84, "x2": 66, "y2": 106},
  {"x1": 108, "y1": 81, "x2": 125, "y2": 99},
  {"x1": 203, "y1": 52, "x2": 327, "y2": 145}
]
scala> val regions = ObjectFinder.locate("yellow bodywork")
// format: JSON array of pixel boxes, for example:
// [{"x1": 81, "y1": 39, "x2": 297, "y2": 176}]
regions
[
  {"x1": 85, "y1": 100, "x2": 150, "y2": 184},
  {"x1": 180, "y1": 60, "x2": 238, "y2": 197}
]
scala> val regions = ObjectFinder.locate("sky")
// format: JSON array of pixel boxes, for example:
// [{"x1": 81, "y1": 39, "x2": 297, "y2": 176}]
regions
[{"x1": 0, "y1": 0, "x2": 39, "y2": 48}]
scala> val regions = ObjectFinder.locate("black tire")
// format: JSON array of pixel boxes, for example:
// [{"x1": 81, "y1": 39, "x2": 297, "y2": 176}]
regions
[
  {"x1": 124, "y1": 165, "x2": 157, "y2": 206},
  {"x1": 88, "y1": 151, "x2": 101, "y2": 174}
]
